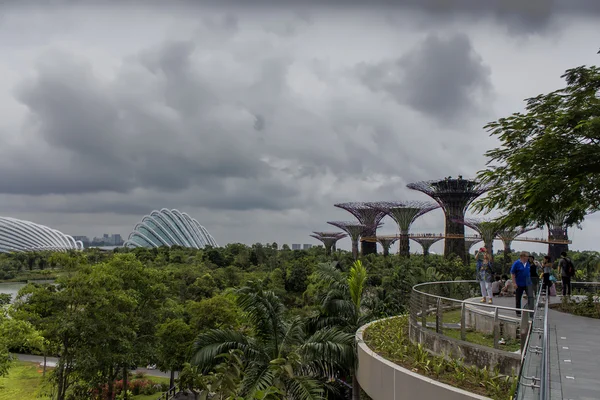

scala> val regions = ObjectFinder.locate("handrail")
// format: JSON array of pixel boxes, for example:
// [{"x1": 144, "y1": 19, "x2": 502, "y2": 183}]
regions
[
  {"x1": 413, "y1": 280, "x2": 535, "y2": 314},
  {"x1": 539, "y1": 286, "x2": 549, "y2": 400}
]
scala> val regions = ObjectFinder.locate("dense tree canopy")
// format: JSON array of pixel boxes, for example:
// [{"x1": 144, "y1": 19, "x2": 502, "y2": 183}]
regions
[{"x1": 474, "y1": 51, "x2": 600, "y2": 227}]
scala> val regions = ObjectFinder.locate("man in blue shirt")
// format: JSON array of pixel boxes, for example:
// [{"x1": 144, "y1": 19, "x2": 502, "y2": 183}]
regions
[{"x1": 510, "y1": 251, "x2": 534, "y2": 316}]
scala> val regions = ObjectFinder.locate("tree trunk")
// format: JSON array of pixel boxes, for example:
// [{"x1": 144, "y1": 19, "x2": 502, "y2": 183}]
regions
[
  {"x1": 123, "y1": 366, "x2": 128, "y2": 399},
  {"x1": 399, "y1": 234, "x2": 410, "y2": 257},
  {"x1": 56, "y1": 362, "x2": 64, "y2": 400},
  {"x1": 42, "y1": 353, "x2": 47, "y2": 377},
  {"x1": 107, "y1": 367, "x2": 114, "y2": 400},
  {"x1": 170, "y1": 369, "x2": 175, "y2": 389},
  {"x1": 352, "y1": 374, "x2": 361, "y2": 400}
]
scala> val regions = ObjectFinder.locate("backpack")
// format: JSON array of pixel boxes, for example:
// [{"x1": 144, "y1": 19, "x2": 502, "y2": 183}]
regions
[{"x1": 564, "y1": 258, "x2": 575, "y2": 277}]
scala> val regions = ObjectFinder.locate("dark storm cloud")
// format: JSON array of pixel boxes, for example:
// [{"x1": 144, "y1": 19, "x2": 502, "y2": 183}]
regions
[
  {"x1": 357, "y1": 33, "x2": 491, "y2": 124},
  {"x1": 0, "y1": 40, "x2": 294, "y2": 207}
]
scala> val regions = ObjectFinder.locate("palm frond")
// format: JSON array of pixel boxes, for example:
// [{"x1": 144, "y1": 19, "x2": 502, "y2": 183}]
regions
[
  {"x1": 299, "y1": 327, "x2": 355, "y2": 372},
  {"x1": 191, "y1": 329, "x2": 264, "y2": 370},
  {"x1": 284, "y1": 375, "x2": 325, "y2": 400},
  {"x1": 278, "y1": 317, "x2": 305, "y2": 358},
  {"x1": 237, "y1": 285, "x2": 287, "y2": 353},
  {"x1": 240, "y1": 362, "x2": 276, "y2": 399},
  {"x1": 348, "y1": 260, "x2": 367, "y2": 310}
]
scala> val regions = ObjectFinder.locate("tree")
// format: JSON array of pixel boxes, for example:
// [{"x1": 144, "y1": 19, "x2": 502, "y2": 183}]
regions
[
  {"x1": 312, "y1": 260, "x2": 371, "y2": 400},
  {"x1": 474, "y1": 51, "x2": 600, "y2": 227},
  {"x1": 191, "y1": 281, "x2": 354, "y2": 400},
  {"x1": 156, "y1": 319, "x2": 195, "y2": 389}
]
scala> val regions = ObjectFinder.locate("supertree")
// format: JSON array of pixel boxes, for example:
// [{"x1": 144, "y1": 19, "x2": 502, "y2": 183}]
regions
[
  {"x1": 376, "y1": 236, "x2": 399, "y2": 257},
  {"x1": 407, "y1": 176, "x2": 490, "y2": 262},
  {"x1": 464, "y1": 236, "x2": 483, "y2": 263},
  {"x1": 452, "y1": 218, "x2": 504, "y2": 256},
  {"x1": 310, "y1": 232, "x2": 347, "y2": 256},
  {"x1": 410, "y1": 236, "x2": 443, "y2": 257},
  {"x1": 497, "y1": 226, "x2": 537, "y2": 271},
  {"x1": 368, "y1": 201, "x2": 439, "y2": 257},
  {"x1": 333, "y1": 202, "x2": 387, "y2": 256},
  {"x1": 327, "y1": 221, "x2": 366, "y2": 260},
  {"x1": 547, "y1": 211, "x2": 570, "y2": 262}
]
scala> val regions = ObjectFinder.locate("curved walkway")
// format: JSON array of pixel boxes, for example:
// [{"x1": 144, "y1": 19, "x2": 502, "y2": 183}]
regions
[{"x1": 468, "y1": 295, "x2": 600, "y2": 399}]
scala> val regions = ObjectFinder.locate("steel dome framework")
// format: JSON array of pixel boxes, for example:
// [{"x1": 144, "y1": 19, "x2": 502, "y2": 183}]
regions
[
  {"x1": 125, "y1": 208, "x2": 218, "y2": 249},
  {"x1": 0, "y1": 217, "x2": 83, "y2": 253}
]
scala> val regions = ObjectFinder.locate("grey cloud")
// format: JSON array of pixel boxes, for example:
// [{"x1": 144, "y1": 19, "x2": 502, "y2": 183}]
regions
[{"x1": 357, "y1": 33, "x2": 492, "y2": 124}]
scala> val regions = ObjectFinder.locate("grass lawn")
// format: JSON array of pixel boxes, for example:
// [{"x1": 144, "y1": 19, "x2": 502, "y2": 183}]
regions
[
  {"x1": 440, "y1": 328, "x2": 521, "y2": 352},
  {"x1": 0, "y1": 361, "x2": 51, "y2": 400},
  {"x1": 426, "y1": 308, "x2": 462, "y2": 324},
  {"x1": 0, "y1": 361, "x2": 171, "y2": 400}
]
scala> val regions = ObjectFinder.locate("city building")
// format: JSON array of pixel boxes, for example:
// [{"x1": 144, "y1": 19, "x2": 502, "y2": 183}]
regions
[{"x1": 124, "y1": 208, "x2": 218, "y2": 249}]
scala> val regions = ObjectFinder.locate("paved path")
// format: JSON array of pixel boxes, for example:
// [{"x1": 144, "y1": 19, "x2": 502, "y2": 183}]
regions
[
  {"x1": 466, "y1": 295, "x2": 600, "y2": 399},
  {"x1": 15, "y1": 354, "x2": 176, "y2": 379},
  {"x1": 549, "y1": 309, "x2": 600, "y2": 400}
]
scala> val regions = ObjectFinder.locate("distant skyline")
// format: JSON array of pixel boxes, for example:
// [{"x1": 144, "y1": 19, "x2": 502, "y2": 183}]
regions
[{"x1": 0, "y1": 1, "x2": 598, "y2": 255}]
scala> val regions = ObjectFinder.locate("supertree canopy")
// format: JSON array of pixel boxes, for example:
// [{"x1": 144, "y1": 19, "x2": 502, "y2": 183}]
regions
[
  {"x1": 333, "y1": 202, "x2": 387, "y2": 256},
  {"x1": 547, "y1": 211, "x2": 570, "y2": 262},
  {"x1": 327, "y1": 221, "x2": 366, "y2": 260},
  {"x1": 310, "y1": 232, "x2": 347, "y2": 256},
  {"x1": 407, "y1": 176, "x2": 490, "y2": 262},
  {"x1": 497, "y1": 225, "x2": 537, "y2": 271},
  {"x1": 410, "y1": 236, "x2": 443, "y2": 257},
  {"x1": 369, "y1": 201, "x2": 439, "y2": 257},
  {"x1": 452, "y1": 218, "x2": 504, "y2": 256},
  {"x1": 376, "y1": 236, "x2": 399, "y2": 257}
]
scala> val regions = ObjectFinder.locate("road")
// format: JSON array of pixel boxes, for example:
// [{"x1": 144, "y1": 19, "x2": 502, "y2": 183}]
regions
[{"x1": 15, "y1": 354, "x2": 176, "y2": 379}]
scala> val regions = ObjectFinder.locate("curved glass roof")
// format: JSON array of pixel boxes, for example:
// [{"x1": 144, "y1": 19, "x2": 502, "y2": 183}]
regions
[
  {"x1": 0, "y1": 217, "x2": 84, "y2": 253},
  {"x1": 124, "y1": 208, "x2": 218, "y2": 249}
]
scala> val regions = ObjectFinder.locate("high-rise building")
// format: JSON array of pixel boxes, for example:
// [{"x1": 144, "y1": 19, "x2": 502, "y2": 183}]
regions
[
  {"x1": 291, "y1": 244, "x2": 302, "y2": 250},
  {"x1": 303, "y1": 244, "x2": 312, "y2": 250}
]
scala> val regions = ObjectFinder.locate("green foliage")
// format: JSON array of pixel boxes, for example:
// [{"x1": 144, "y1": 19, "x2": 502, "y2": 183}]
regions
[
  {"x1": 474, "y1": 53, "x2": 600, "y2": 227},
  {"x1": 363, "y1": 316, "x2": 517, "y2": 400},
  {"x1": 556, "y1": 293, "x2": 600, "y2": 319}
]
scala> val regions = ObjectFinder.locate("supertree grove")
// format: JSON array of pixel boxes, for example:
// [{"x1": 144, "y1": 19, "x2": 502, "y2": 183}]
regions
[
  {"x1": 327, "y1": 221, "x2": 366, "y2": 260},
  {"x1": 547, "y1": 211, "x2": 570, "y2": 261},
  {"x1": 497, "y1": 226, "x2": 537, "y2": 271},
  {"x1": 452, "y1": 218, "x2": 504, "y2": 256},
  {"x1": 367, "y1": 201, "x2": 439, "y2": 257},
  {"x1": 407, "y1": 177, "x2": 490, "y2": 262},
  {"x1": 309, "y1": 232, "x2": 347, "y2": 256},
  {"x1": 376, "y1": 236, "x2": 399, "y2": 257},
  {"x1": 333, "y1": 202, "x2": 387, "y2": 256},
  {"x1": 410, "y1": 236, "x2": 443, "y2": 257}
]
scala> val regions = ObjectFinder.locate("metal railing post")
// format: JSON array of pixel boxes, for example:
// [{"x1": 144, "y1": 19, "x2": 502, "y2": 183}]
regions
[
  {"x1": 460, "y1": 302, "x2": 466, "y2": 341},
  {"x1": 436, "y1": 297, "x2": 442, "y2": 333},
  {"x1": 493, "y1": 307, "x2": 500, "y2": 349},
  {"x1": 520, "y1": 310, "x2": 529, "y2": 353}
]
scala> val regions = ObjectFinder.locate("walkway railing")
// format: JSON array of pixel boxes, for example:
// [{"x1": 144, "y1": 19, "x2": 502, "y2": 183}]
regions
[
  {"x1": 156, "y1": 386, "x2": 176, "y2": 400},
  {"x1": 513, "y1": 284, "x2": 549, "y2": 400},
  {"x1": 409, "y1": 280, "x2": 535, "y2": 352}
]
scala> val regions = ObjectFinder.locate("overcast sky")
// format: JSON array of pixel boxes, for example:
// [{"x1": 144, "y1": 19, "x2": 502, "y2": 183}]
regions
[{"x1": 0, "y1": 1, "x2": 598, "y2": 255}]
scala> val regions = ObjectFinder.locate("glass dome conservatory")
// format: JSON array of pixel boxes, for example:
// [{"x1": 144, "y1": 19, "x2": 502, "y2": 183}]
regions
[
  {"x1": 0, "y1": 216, "x2": 84, "y2": 253},
  {"x1": 124, "y1": 208, "x2": 218, "y2": 249}
]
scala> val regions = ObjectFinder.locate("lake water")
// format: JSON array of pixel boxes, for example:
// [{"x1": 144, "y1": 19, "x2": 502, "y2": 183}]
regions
[{"x1": 0, "y1": 282, "x2": 26, "y2": 303}]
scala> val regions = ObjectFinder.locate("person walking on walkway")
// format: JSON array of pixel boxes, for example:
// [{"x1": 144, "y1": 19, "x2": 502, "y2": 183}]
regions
[
  {"x1": 475, "y1": 248, "x2": 494, "y2": 303},
  {"x1": 558, "y1": 251, "x2": 574, "y2": 296},
  {"x1": 529, "y1": 255, "x2": 542, "y2": 295},
  {"x1": 542, "y1": 255, "x2": 553, "y2": 291},
  {"x1": 511, "y1": 251, "x2": 533, "y2": 316}
]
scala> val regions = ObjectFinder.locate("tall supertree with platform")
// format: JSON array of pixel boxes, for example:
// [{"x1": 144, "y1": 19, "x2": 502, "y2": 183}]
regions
[
  {"x1": 547, "y1": 212, "x2": 570, "y2": 262},
  {"x1": 368, "y1": 201, "x2": 439, "y2": 257},
  {"x1": 327, "y1": 221, "x2": 366, "y2": 260},
  {"x1": 310, "y1": 232, "x2": 347, "y2": 256},
  {"x1": 410, "y1": 236, "x2": 443, "y2": 257},
  {"x1": 376, "y1": 236, "x2": 399, "y2": 256},
  {"x1": 333, "y1": 202, "x2": 387, "y2": 256},
  {"x1": 407, "y1": 177, "x2": 490, "y2": 262},
  {"x1": 452, "y1": 218, "x2": 503, "y2": 256},
  {"x1": 497, "y1": 226, "x2": 537, "y2": 271}
]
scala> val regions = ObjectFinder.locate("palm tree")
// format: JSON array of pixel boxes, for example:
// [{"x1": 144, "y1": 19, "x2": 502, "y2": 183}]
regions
[
  {"x1": 312, "y1": 260, "x2": 371, "y2": 400},
  {"x1": 191, "y1": 281, "x2": 355, "y2": 400}
]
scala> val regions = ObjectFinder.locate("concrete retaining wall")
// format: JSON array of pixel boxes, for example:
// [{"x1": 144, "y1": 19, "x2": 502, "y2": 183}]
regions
[
  {"x1": 409, "y1": 322, "x2": 521, "y2": 375},
  {"x1": 357, "y1": 320, "x2": 491, "y2": 400}
]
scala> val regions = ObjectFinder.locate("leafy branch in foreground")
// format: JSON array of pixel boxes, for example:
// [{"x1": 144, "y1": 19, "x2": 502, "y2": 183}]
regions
[{"x1": 473, "y1": 51, "x2": 600, "y2": 227}]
